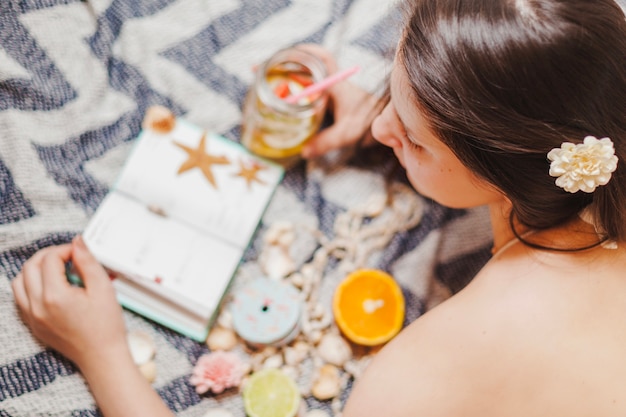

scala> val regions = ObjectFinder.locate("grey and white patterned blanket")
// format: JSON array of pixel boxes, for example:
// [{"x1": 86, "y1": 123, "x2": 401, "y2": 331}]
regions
[{"x1": 0, "y1": 1, "x2": 494, "y2": 415}]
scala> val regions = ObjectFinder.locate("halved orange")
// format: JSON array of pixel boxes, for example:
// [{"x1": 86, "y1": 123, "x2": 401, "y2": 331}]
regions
[{"x1": 332, "y1": 269, "x2": 405, "y2": 346}]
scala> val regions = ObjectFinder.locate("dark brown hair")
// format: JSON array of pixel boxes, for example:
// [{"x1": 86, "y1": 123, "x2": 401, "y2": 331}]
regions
[{"x1": 398, "y1": 0, "x2": 626, "y2": 245}]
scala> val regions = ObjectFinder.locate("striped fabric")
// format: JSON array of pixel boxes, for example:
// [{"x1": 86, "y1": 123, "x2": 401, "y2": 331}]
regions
[{"x1": 0, "y1": 0, "x2": 494, "y2": 415}]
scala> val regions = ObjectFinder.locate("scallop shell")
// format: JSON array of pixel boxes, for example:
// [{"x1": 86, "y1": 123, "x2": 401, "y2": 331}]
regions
[
  {"x1": 206, "y1": 326, "x2": 238, "y2": 351},
  {"x1": 311, "y1": 364, "x2": 341, "y2": 400},
  {"x1": 316, "y1": 333, "x2": 352, "y2": 367}
]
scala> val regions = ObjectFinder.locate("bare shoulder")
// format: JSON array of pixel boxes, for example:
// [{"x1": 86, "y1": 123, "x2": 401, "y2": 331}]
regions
[
  {"x1": 343, "y1": 244, "x2": 626, "y2": 417},
  {"x1": 342, "y1": 267, "x2": 529, "y2": 417}
]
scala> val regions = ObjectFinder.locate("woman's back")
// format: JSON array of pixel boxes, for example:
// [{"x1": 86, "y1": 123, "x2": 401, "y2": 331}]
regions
[{"x1": 344, "y1": 230, "x2": 626, "y2": 416}]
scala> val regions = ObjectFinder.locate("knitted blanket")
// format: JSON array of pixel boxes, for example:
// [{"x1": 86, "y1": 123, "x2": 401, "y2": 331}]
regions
[{"x1": 0, "y1": 1, "x2": 494, "y2": 415}]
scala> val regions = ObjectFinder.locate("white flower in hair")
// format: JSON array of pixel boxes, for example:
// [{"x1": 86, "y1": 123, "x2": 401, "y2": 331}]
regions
[{"x1": 547, "y1": 136, "x2": 618, "y2": 193}]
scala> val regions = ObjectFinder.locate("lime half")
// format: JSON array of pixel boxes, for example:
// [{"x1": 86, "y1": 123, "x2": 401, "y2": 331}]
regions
[{"x1": 243, "y1": 369, "x2": 301, "y2": 417}]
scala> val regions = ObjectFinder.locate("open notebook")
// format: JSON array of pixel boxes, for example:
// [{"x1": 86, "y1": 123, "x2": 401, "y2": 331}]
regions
[{"x1": 77, "y1": 116, "x2": 284, "y2": 341}]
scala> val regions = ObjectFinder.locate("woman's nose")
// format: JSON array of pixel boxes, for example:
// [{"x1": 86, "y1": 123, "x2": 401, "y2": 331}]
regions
[{"x1": 371, "y1": 104, "x2": 402, "y2": 149}]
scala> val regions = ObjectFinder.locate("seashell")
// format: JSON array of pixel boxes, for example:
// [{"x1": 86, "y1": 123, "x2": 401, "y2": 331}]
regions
[
  {"x1": 316, "y1": 333, "x2": 352, "y2": 367},
  {"x1": 284, "y1": 343, "x2": 309, "y2": 366},
  {"x1": 206, "y1": 326, "x2": 238, "y2": 351},
  {"x1": 300, "y1": 264, "x2": 316, "y2": 279},
  {"x1": 260, "y1": 345, "x2": 278, "y2": 358},
  {"x1": 138, "y1": 360, "x2": 157, "y2": 383},
  {"x1": 281, "y1": 365, "x2": 299, "y2": 381},
  {"x1": 277, "y1": 229, "x2": 296, "y2": 247},
  {"x1": 331, "y1": 396, "x2": 343, "y2": 415},
  {"x1": 308, "y1": 311, "x2": 332, "y2": 332},
  {"x1": 306, "y1": 409, "x2": 331, "y2": 417},
  {"x1": 127, "y1": 330, "x2": 156, "y2": 365},
  {"x1": 343, "y1": 356, "x2": 372, "y2": 379},
  {"x1": 362, "y1": 193, "x2": 388, "y2": 217},
  {"x1": 260, "y1": 245, "x2": 296, "y2": 280},
  {"x1": 310, "y1": 303, "x2": 325, "y2": 319},
  {"x1": 263, "y1": 221, "x2": 294, "y2": 245},
  {"x1": 307, "y1": 329, "x2": 323, "y2": 345},
  {"x1": 311, "y1": 364, "x2": 341, "y2": 400},
  {"x1": 142, "y1": 105, "x2": 176, "y2": 134},
  {"x1": 301, "y1": 316, "x2": 312, "y2": 335},
  {"x1": 202, "y1": 408, "x2": 235, "y2": 417},
  {"x1": 262, "y1": 353, "x2": 284, "y2": 369},
  {"x1": 289, "y1": 273, "x2": 305, "y2": 288},
  {"x1": 216, "y1": 309, "x2": 233, "y2": 329},
  {"x1": 240, "y1": 361, "x2": 253, "y2": 376}
]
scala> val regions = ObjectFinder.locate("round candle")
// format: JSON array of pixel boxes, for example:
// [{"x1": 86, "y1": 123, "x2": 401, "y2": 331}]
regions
[{"x1": 231, "y1": 278, "x2": 302, "y2": 347}]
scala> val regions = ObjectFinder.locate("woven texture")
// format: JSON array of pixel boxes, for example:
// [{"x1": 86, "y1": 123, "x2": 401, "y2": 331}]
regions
[{"x1": 0, "y1": 0, "x2": 495, "y2": 415}]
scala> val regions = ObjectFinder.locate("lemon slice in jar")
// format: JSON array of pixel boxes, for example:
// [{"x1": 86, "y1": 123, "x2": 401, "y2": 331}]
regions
[
  {"x1": 243, "y1": 368, "x2": 301, "y2": 417},
  {"x1": 260, "y1": 77, "x2": 316, "y2": 150}
]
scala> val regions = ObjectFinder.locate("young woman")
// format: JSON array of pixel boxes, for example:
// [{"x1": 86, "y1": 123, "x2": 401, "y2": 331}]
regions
[{"x1": 12, "y1": 0, "x2": 626, "y2": 415}]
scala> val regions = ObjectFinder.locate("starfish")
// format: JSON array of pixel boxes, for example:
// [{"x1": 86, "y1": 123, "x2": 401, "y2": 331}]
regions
[
  {"x1": 233, "y1": 158, "x2": 267, "y2": 189},
  {"x1": 173, "y1": 133, "x2": 230, "y2": 188}
]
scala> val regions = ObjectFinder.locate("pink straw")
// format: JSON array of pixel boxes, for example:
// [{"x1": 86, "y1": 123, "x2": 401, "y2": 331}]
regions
[{"x1": 284, "y1": 65, "x2": 360, "y2": 104}]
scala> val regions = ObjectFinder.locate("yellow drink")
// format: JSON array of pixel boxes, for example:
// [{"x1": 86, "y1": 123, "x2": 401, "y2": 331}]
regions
[{"x1": 241, "y1": 48, "x2": 328, "y2": 162}]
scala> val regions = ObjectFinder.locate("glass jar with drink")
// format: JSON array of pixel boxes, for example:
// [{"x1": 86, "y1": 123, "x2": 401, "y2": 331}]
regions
[{"x1": 241, "y1": 47, "x2": 329, "y2": 163}]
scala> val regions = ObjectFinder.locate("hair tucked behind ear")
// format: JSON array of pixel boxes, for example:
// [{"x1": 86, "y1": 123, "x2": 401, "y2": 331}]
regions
[{"x1": 398, "y1": 0, "x2": 626, "y2": 244}]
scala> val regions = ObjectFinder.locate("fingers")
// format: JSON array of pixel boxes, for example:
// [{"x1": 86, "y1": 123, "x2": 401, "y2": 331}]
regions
[
  {"x1": 303, "y1": 124, "x2": 362, "y2": 158},
  {"x1": 11, "y1": 273, "x2": 31, "y2": 318},
  {"x1": 39, "y1": 244, "x2": 74, "y2": 299},
  {"x1": 20, "y1": 245, "x2": 69, "y2": 308},
  {"x1": 293, "y1": 44, "x2": 338, "y2": 74},
  {"x1": 71, "y1": 235, "x2": 113, "y2": 295}
]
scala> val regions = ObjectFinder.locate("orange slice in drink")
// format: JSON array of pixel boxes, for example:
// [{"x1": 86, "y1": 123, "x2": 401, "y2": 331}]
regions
[{"x1": 332, "y1": 269, "x2": 405, "y2": 346}]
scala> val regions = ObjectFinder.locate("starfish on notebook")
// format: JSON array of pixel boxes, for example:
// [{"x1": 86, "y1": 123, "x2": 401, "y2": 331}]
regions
[
  {"x1": 173, "y1": 132, "x2": 230, "y2": 188},
  {"x1": 233, "y1": 158, "x2": 267, "y2": 189}
]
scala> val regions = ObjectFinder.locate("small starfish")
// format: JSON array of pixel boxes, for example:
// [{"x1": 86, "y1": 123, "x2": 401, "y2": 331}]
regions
[
  {"x1": 233, "y1": 158, "x2": 267, "y2": 189},
  {"x1": 173, "y1": 133, "x2": 230, "y2": 188}
]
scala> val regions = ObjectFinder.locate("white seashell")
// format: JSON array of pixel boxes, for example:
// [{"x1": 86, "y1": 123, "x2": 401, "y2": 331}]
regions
[
  {"x1": 138, "y1": 360, "x2": 157, "y2": 383},
  {"x1": 284, "y1": 344, "x2": 309, "y2": 366},
  {"x1": 310, "y1": 303, "x2": 325, "y2": 319},
  {"x1": 305, "y1": 410, "x2": 330, "y2": 417},
  {"x1": 260, "y1": 346, "x2": 278, "y2": 357},
  {"x1": 331, "y1": 396, "x2": 343, "y2": 415},
  {"x1": 317, "y1": 334, "x2": 352, "y2": 367},
  {"x1": 362, "y1": 193, "x2": 388, "y2": 217},
  {"x1": 311, "y1": 364, "x2": 341, "y2": 400},
  {"x1": 289, "y1": 273, "x2": 305, "y2": 288},
  {"x1": 301, "y1": 317, "x2": 312, "y2": 335},
  {"x1": 263, "y1": 221, "x2": 294, "y2": 245},
  {"x1": 127, "y1": 331, "x2": 156, "y2": 365},
  {"x1": 216, "y1": 309, "x2": 233, "y2": 329},
  {"x1": 294, "y1": 340, "x2": 309, "y2": 353},
  {"x1": 308, "y1": 312, "x2": 332, "y2": 332},
  {"x1": 262, "y1": 353, "x2": 283, "y2": 369},
  {"x1": 202, "y1": 408, "x2": 235, "y2": 417},
  {"x1": 344, "y1": 356, "x2": 373, "y2": 379},
  {"x1": 206, "y1": 326, "x2": 238, "y2": 351},
  {"x1": 308, "y1": 329, "x2": 323, "y2": 345},
  {"x1": 240, "y1": 361, "x2": 252, "y2": 376},
  {"x1": 260, "y1": 245, "x2": 296, "y2": 280},
  {"x1": 281, "y1": 365, "x2": 300, "y2": 381},
  {"x1": 300, "y1": 264, "x2": 316, "y2": 279},
  {"x1": 277, "y1": 229, "x2": 296, "y2": 247}
]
